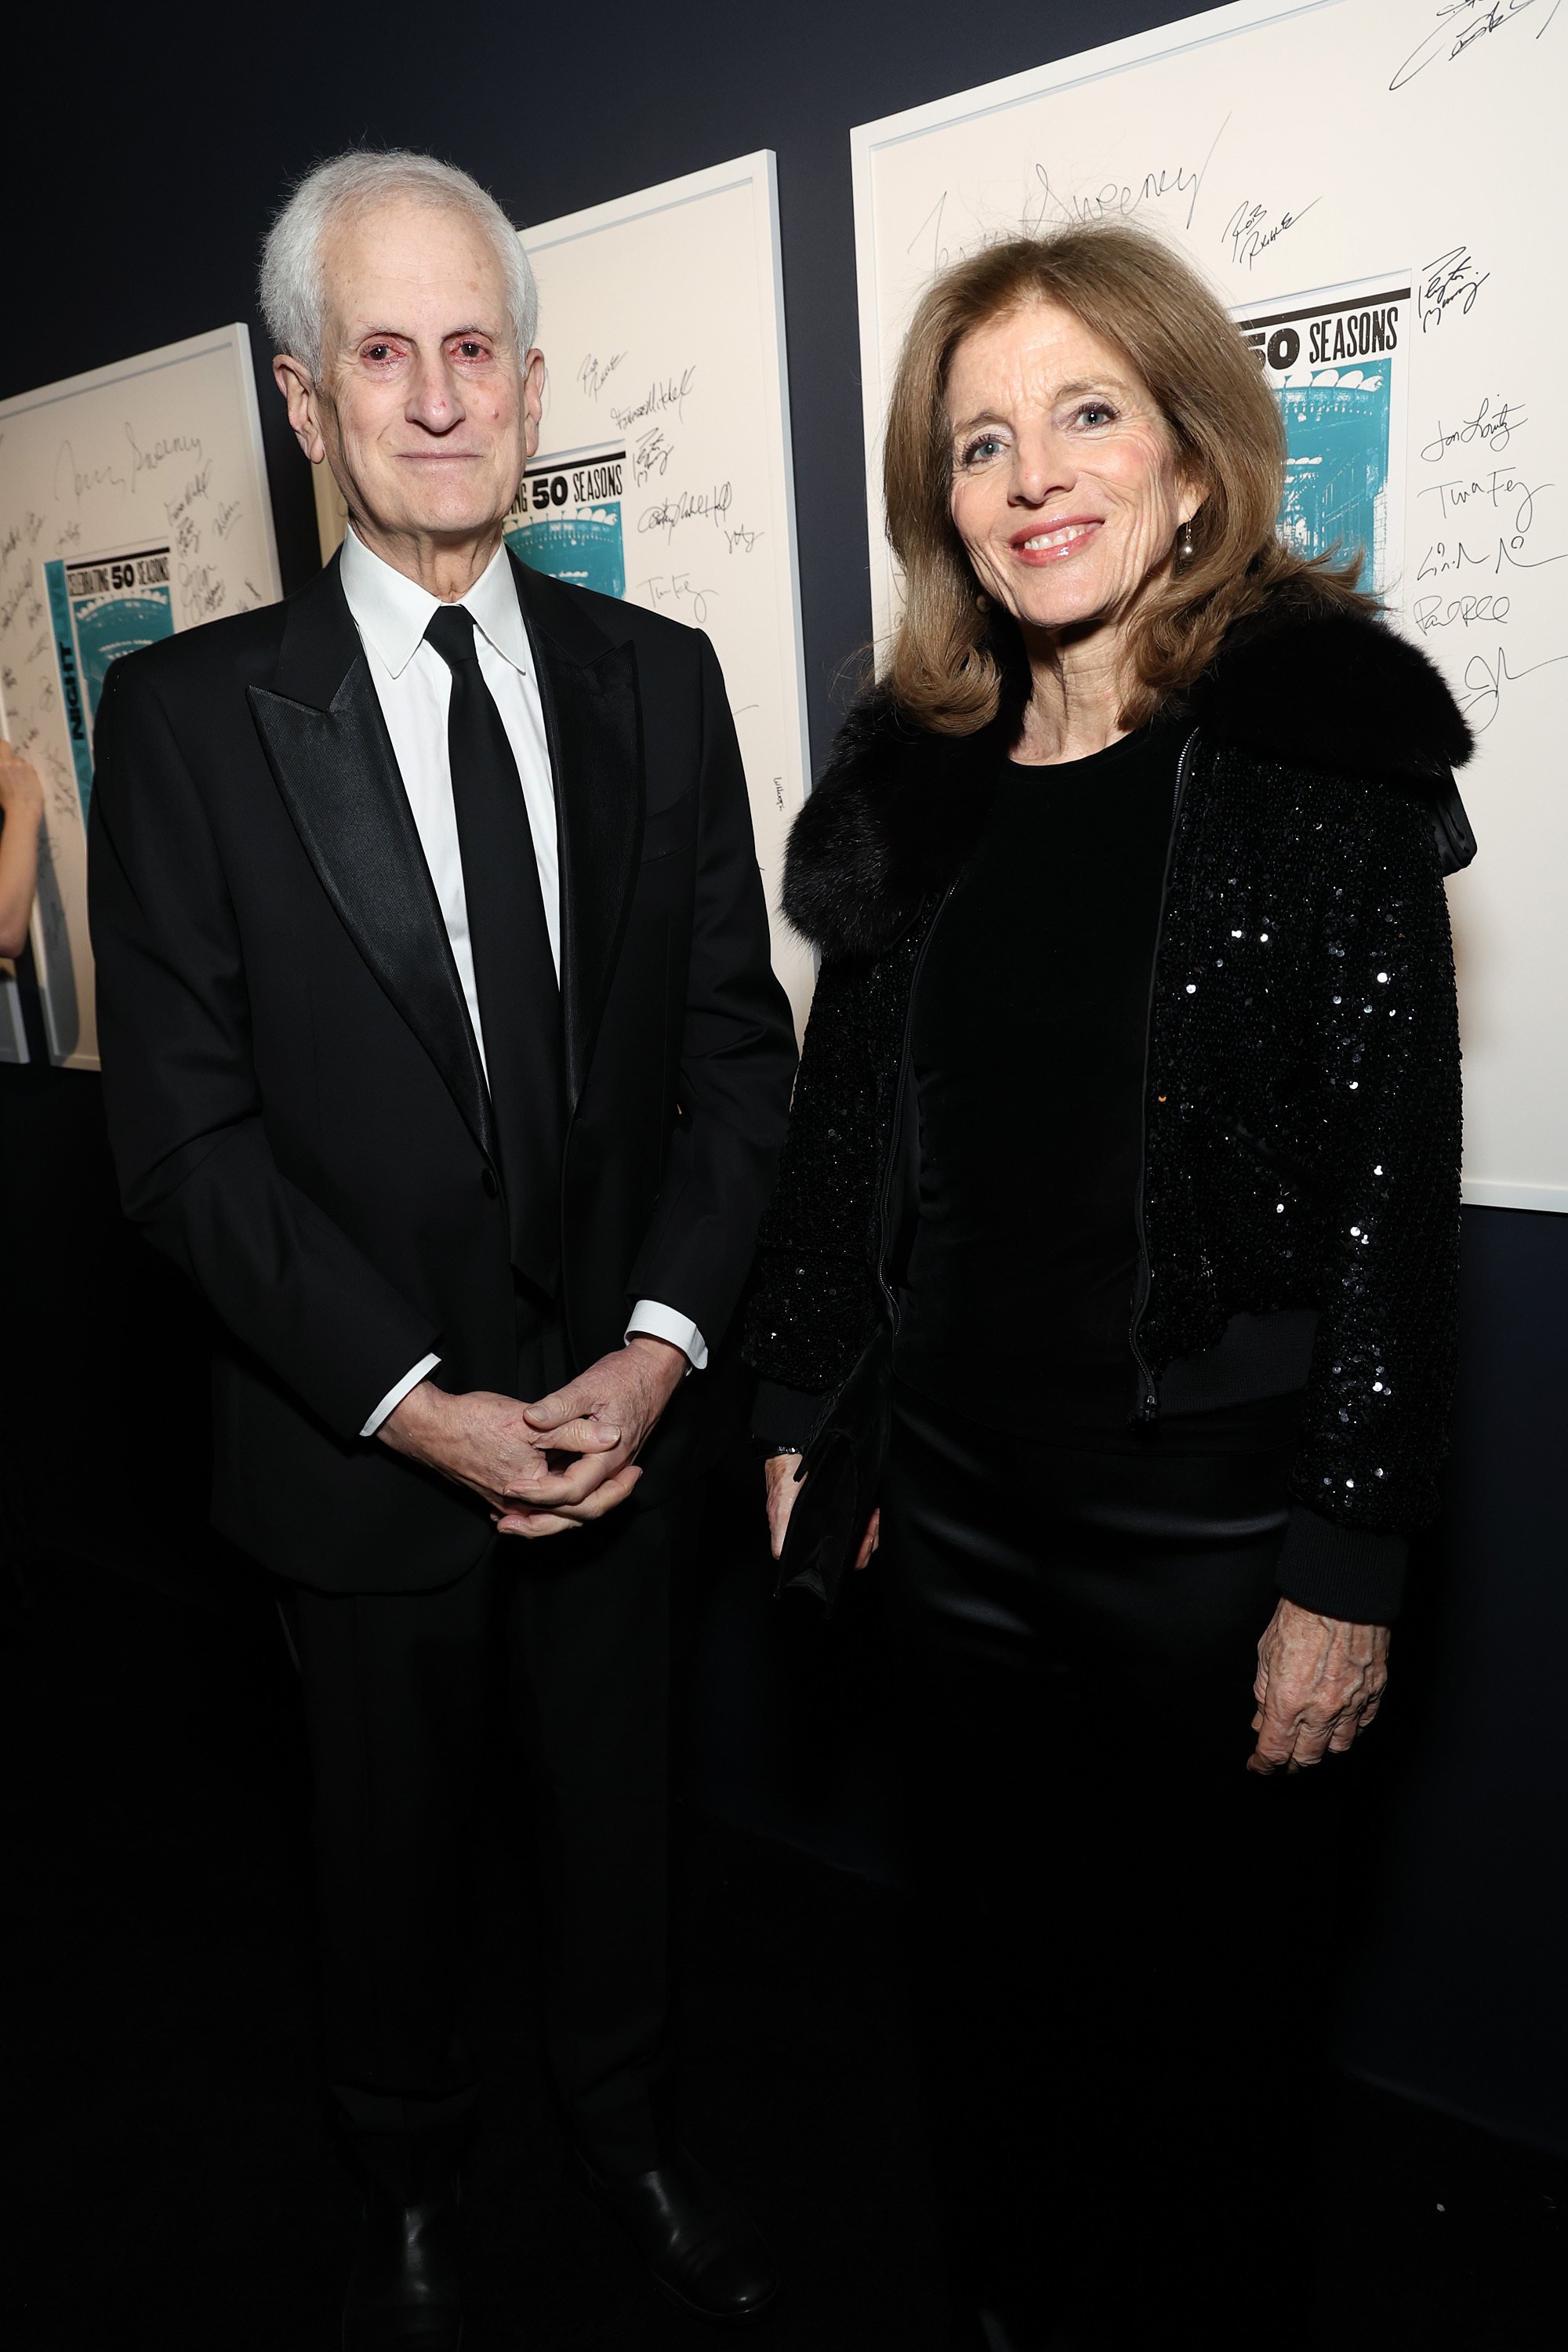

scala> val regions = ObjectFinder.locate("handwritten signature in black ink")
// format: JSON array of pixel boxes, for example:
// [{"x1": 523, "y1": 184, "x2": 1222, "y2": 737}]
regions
[
  {"x1": 633, "y1": 428, "x2": 674, "y2": 488},
  {"x1": 1417, "y1": 466, "x2": 1543, "y2": 529},
  {"x1": 1222, "y1": 195, "x2": 1319, "y2": 270},
  {"x1": 578, "y1": 350, "x2": 626, "y2": 402},
  {"x1": 126, "y1": 425, "x2": 203, "y2": 489},
  {"x1": 1455, "y1": 641, "x2": 1568, "y2": 730},
  {"x1": 177, "y1": 561, "x2": 227, "y2": 620},
  {"x1": 633, "y1": 572, "x2": 717, "y2": 626},
  {"x1": 54, "y1": 440, "x2": 125, "y2": 504},
  {"x1": 1029, "y1": 115, "x2": 1229, "y2": 240},
  {"x1": 1414, "y1": 466, "x2": 1563, "y2": 610},
  {"x1": 1420, "y1": 395, "x2": 1526, "y2": 463},
  {"x1": 612, "y1": 368, "x2": 697, "y2": 433},
  {"x1": 166, "y1": 503, "x2": 201, "y2": 560},
  {"x1": 637, "y1": 481, "x2": 732, "y2": 543},
  {"x1": 1411, "y1": 586, "x2": 1512, "y2": 633},
  {"x1": 1419, "y1": 246, "x2": 1490, "y2": 332},
  {"x1": 1391, "y1": 0, "x2": 1561, "y2": 93}
]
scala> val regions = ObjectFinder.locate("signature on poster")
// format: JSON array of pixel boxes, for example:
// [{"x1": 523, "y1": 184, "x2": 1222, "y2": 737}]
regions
[
  {"x1": 907, "y1": 119, "x2": 1229, "y2": 279},
  {"x1": 1416, "y1": 465, "x2": 1544, "y2": 528},
  {"x1": 637, "y1": 481, "x2": 733, "y2": 542},
  {"x1": 1390, "y1": 0, "x2": 1562, "y2": 93},
  {"x1": 1221, "y1": 196, "x2": 1319, "y2": 271},
  {"x1": 53, "y1": 441, "x2": 125, "y2": 504},
  {"x1": 577, "y1": 350, "x2": 626, "y2": 401},
  {"x1": 633, "y1": 427, "x2": 674, "y2": 486},
  {"x1": 611, "y1": 367, "x2": 696, "y2": 432},
  {"x1": 1419, "y1": 247, "x2": 1490, "y2": 332},
  {"x1": 1455, "y1": 643, "x2": 1568, "y2": 730},
  {"x1": 1420, "y1": 396, "x2": 1526, "y2": 462},
  {"x1": 633, "y1": 572, "x2": 717, "y2": 625},
  {"x1": 125, "y1": 426, "x2": 203, "y2": 488}
]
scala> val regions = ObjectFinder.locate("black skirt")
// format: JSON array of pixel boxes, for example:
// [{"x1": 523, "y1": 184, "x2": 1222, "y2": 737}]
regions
[{"x1": 880, "y1": 1376, "x2": 1340, "y2": 2350}]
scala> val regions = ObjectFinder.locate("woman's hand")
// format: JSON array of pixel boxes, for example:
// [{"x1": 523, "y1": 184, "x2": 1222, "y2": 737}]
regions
[
  {"x1": 764, "y1": 1453, "x2": 880, "y2": 1570},
  {"x1": 1249, "y1": 1597, "x2": 1390, "y2": 1774},
  {"x1": 0, "y1": 742, "x2": 43, "y2": 818},
  {"x1": 764, "y1": 1452, "x2": 804, "y2": 1559},
  {"x1": 0, "y1": 743, "x2": 45, "y2": 961}
]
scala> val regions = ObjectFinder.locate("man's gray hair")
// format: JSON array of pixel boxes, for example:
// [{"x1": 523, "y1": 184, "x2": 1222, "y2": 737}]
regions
[{"x1": 259, "y1": 149, "x2": 539, "y2": 379}]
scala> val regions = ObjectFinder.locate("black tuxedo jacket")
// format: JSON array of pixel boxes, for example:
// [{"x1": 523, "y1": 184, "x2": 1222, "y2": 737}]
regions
[{"x1": 88, "y1": 551, "x2": 797, "y2": 1592}]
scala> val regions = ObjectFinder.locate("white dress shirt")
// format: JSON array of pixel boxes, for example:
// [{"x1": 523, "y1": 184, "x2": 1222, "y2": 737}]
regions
[{"x1": 337, "y1": 527, "x2": 706, "y2": 1436}]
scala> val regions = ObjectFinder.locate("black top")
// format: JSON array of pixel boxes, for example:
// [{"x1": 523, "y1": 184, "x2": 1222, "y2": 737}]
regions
[
  {"x1": 895, "y1": 720, "x2": 1181, "y2": 1431},
  {"x1": 746, "y1": 585, "x2": 1472, "y2": 1622}
]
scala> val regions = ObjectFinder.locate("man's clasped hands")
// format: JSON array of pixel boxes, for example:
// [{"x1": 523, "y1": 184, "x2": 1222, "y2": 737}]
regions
[{"x1": 379, "y1": 1336, "x2": 688, "y2": 1537}]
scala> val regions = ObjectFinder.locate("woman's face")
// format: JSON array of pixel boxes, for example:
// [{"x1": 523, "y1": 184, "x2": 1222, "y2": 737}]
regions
[{"x1": 946, "y1": 299, "x2": 1198, "y2": 642}]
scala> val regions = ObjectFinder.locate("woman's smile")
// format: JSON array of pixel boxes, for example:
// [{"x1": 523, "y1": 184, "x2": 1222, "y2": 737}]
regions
[{"x1": 1009, "y1": 517, "x2": 1103, "y2": 564}]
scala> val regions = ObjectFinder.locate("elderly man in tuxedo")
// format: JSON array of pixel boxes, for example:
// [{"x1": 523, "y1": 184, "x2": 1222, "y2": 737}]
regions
[{"x1": 89, "y1": 150, "x2": 795, "y2": 2346}]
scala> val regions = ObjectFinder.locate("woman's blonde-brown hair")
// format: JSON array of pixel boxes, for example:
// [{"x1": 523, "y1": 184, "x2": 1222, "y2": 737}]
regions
[{"x1": 882, "y1": 221, "x2": 1371, "y2": 735}]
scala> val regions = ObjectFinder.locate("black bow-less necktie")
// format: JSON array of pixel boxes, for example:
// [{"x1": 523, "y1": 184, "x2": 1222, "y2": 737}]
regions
[{"x1": 423, "y1": 602, "x2": 563, "y2": 1294}]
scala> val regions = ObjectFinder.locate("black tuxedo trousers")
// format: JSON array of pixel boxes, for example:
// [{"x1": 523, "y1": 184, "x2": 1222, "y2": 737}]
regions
[{"x1": 287, "y1": 1294, "x2": 681, "y2": 2179}]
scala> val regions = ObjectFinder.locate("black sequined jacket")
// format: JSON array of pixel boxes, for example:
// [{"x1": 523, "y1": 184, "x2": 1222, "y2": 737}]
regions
[{"x1": 742, "y1": 584, "x2": 1476, "y2": 1623}]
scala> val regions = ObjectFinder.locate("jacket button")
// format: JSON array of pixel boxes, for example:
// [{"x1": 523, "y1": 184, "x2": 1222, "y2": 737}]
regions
[{"x1": 481, "y1": 1167, "x2": 499, "y2": 1198}]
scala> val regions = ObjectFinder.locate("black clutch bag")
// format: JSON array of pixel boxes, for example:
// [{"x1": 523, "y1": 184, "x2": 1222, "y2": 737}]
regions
[{"x1": 773, "y1": 1325, "x2": 893, "y2": 1617}]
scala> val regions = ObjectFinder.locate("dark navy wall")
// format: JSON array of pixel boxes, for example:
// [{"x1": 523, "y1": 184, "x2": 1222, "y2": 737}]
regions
[{"x1": 2, "y1": 0, "x2": 1563, "y2": 2152}]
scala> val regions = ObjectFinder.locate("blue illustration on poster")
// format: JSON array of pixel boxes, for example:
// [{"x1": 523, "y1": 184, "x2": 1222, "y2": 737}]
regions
[
  {"x1": 1278, "y1": 377, "x2": 1391, "y2": 597},
  {"x1": 43, "y1": 545, "x2": 174, "y2": 819},
  {"x1": 1236, "y1": 282, "x2": 1410, "y2": 602},
  {"x1": 506, "y1": 508, "x2": 625, "y2": 599},
  {"x1": 506, "y1": 451, "x2": 627, "y2": 600}
]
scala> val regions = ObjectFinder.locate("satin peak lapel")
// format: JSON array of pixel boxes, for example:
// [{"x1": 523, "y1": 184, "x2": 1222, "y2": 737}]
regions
[
  {"x1": 517, "y1": 560, "x2": 644, "y2": 1109},
  {"x1": 248, "y1": 567, "x2": 494, "y2": 1160}
]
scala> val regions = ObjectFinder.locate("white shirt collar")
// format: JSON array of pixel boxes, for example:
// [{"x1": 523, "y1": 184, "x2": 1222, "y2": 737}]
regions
[{"x1": 339, "y1": 524, "x2": 529, "y2": 679}]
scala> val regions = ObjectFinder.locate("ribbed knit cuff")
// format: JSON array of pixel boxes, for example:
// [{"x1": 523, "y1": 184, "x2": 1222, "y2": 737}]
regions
[
  {"x1": 1276, "y1": 1505, "x2": 1408, "y2": 1623},
  {"x1": 752, "y1": 1379, "x2": 823, "y2": 1451}
]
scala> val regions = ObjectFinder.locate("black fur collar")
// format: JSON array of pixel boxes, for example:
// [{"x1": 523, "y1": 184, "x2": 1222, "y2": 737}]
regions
[{"x1": 784, "y1": 584, "x2": 1474, "y2": 963}]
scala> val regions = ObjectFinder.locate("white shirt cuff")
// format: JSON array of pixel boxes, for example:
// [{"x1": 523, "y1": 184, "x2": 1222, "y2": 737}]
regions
[
  {"x1": 361, "y1": 1352, "x2": 441, "y2": 1439},
  {"x1": 626, "y1": 1300, "x2": 707, "y2": 1372}
]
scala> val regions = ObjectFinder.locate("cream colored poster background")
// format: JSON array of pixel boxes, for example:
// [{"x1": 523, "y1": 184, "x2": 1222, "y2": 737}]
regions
[
  {"x1": 0, "y1": 326, "x2": 280, "y2": 1068},
  {"x1": 524, "y1": 154, "x2": 812, "y2": 1031}
]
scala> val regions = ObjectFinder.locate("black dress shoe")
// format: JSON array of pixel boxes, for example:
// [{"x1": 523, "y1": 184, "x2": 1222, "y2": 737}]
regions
[
  {"x1": 343, "y1": 2180, "x2": 464, "y2": 2350},
  {"x1": 575, "y1": 2145, "x2": 779, "y2": 2325}
]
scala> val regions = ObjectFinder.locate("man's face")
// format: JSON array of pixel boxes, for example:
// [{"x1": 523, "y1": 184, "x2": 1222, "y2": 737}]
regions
[{"x1": 280, "y1": 195, "x2": 543, "y2": 546}]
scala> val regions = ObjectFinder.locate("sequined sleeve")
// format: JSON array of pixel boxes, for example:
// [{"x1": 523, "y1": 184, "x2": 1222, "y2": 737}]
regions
[
  {"x1": 1287, "y1": 786, "x2": 1462, "y2": 1539},
  {"x1": 742, "y1": 953, "x2": 887, "y2": 1399}
]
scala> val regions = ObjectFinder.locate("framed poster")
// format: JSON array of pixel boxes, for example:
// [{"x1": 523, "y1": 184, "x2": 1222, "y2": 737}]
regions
[
  {"x1": 851, "y1": 0, "x2": 1568, "y2": 1210},
  {"x1": 518, "y1": 154, "x2": 811, "y2": 1027},
  {"x1": 0, "y1": 325, "x2": 281, "y2": 1068}
]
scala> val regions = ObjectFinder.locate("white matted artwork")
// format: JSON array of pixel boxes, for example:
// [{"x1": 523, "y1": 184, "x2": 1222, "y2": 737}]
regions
[
  {"x1": 312, "y1": 151, "x2": 814, "y2": 1032},
  {"x1": 522, "y1": 153, "x2": 812, "y2": 1027},
  {"x1": 0, "y1": 325, "x2": 281, "y2": 1068},
  {"x1": 851, "y1": 0, "x2": 1568, "y2": 1213}
]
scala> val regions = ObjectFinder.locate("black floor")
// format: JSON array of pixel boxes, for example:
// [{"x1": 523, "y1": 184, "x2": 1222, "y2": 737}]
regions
[{"x1": 3, "y1": 1541, "x2": 1565, "y2": 2350}]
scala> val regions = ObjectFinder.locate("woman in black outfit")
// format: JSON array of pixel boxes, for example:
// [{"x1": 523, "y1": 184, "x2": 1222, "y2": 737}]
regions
[{"x1": 745, "y1": 227, "x2": 1474, "y2": 2350}]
